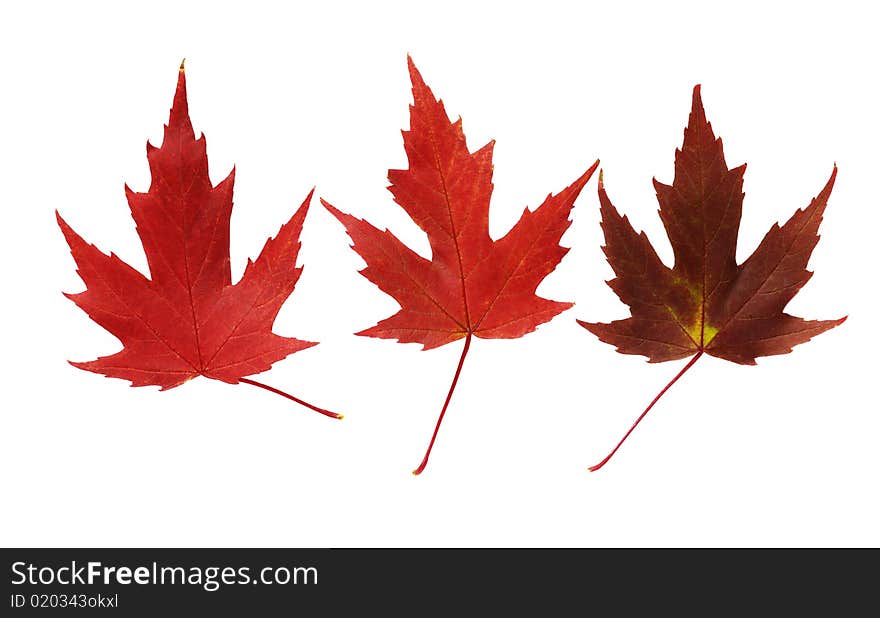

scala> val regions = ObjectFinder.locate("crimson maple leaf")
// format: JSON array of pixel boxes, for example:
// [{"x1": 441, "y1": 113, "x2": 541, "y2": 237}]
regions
[
  {"x1": 57, "y1": 63, "x2": 341, "y2": 419},
  {"x1": 580, "y1": 85, "x2": 844, "y2": 470},
  {"x1": 322, "y1": 57, "x2": 598, "y2": 474}
]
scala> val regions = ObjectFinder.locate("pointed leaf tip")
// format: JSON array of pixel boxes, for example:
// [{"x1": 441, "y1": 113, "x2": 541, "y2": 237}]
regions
[
  {"x1": 318, "y1": 197, "x2": 341, "y2": 218},
  {"x1": 581, "y1": 159, "x2": 600, "y2": 183},
  {"x1": 691, "y1": 84, "x2": 705, "y2": 114},
  {"x1": 406, "y1": 56, "x2": 432, "y2": 100},
  {"x1": 166, "y1": 63, "x2": 193, "y2": 138},
  {"x1": 179, "y1": 58, "x2": 186, "y2": 73},
  {"x1": 303, "y1": 186, "x2": 316, "y2": 205}
]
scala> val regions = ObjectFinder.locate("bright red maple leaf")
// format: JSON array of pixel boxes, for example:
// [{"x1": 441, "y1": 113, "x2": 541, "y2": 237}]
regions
[
  {"x1": 580, "y1": 85, "x2": 844, "y2": 470},
  {"x1": 57, "y1": 63, "x2": 340, "y2": 419},
  {"x1": 323, "y1": 57, "x2": 598, "y2": 474}
]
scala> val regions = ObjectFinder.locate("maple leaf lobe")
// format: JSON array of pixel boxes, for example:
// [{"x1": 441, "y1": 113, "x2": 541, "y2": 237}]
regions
[
  {"x1": 580, "y1": 85, "x2": 843, "y2": 365},
  {"x1": 58, "y1": 66, "x2": 315, "y2": 389},
  {"x1": 324, "y1": 57, "x2": 598, "y2": 350}
]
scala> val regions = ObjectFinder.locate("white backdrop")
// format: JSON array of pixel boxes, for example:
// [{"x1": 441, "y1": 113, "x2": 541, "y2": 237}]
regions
[{"x1": 1, "y1": 1, "x2": 876, "y2": 547}]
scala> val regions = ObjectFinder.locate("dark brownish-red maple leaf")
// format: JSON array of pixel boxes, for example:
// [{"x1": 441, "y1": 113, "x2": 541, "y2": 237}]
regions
[
  {"x1": 322, "y1": 57, "x2": 598, "y2": 474},
  {"x1": 56, "y1": 63, "x2": 341, "y2": 419},
  {"x1": 580, "y1": 85, "x2": 844, "y2": 470}
]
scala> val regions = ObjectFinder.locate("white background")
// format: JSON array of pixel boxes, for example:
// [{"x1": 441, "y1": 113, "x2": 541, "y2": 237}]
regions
[{"x1": 1, "y1": 1, "x2": 876, "y2": 547}]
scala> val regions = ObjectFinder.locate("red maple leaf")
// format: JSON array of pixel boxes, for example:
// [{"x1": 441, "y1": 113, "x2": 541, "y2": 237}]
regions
[
  {"x1": 57, "y1": 63, "x2": 341, "y2": 419},
  {"x1": 580, "y1": 85, "x2": 844, "y2": 470},
  {"x1": 323, "y1": 57, "x2": 598, "y2": 474}
]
